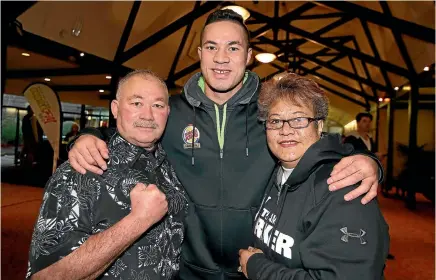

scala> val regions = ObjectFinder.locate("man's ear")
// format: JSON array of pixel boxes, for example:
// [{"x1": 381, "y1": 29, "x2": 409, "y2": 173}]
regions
[
  {"x1": 318, "y1": 120, "x2": 324, "y2": 136},
  {"x1": 197, "y1": 46, "x2": 202, "y2": 60},
  {"x1": 246, "y1": 47, "x2": 252, "y2": 66},
  {"x1": 111, "y1": 100, "x2": 119, "y2": 119}
]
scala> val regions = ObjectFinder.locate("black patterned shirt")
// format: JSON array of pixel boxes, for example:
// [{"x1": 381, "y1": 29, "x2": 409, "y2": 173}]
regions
[{"x1": 27, "y1": 132, "x2": 188, "y2": 279}]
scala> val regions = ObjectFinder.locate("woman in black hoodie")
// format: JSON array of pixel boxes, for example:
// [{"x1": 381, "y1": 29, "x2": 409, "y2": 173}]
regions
[{"x1": 238, "y1": 73, "x2": 389, "y2": 280}]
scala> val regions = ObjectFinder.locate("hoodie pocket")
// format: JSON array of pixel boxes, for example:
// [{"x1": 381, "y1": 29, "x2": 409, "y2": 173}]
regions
[{"x1": 179, "y1": 257, "x2": 222, "y2": 280}]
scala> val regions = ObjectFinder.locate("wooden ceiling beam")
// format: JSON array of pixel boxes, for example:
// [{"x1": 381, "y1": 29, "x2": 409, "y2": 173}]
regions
[
  {"x1": 121, "y1": 1, "x2": 223, "y2": 63},
  {"x1": 315, "y1": 1, "x2": 435, "y2": 44}
]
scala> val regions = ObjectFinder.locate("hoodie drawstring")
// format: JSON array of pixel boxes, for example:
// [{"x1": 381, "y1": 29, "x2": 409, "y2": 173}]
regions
[
  {"x1": 245, "y1": 104, "x2": 249, "y2": 157},
  {"x1": 266, "y1": 183, "x2": 290, "y2": 258},
  {"x1": 191, "y1": 106, "x2": 196, "y2": 166}
]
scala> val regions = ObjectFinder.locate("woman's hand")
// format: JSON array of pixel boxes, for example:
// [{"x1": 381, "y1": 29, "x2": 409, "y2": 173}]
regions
[{"x1": 238, "y1": 247, "x2": 264, "y2": 278}]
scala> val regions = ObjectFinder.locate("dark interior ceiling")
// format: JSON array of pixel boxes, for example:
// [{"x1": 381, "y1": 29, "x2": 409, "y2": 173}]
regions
[{"x1": 2, "y1": 1, "x2": 435, "y2": 124}]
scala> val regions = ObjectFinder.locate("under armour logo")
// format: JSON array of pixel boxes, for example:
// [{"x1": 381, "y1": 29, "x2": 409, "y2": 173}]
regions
[{"x1": 340, "y1": 227, "x2": 367, "y2": 245}]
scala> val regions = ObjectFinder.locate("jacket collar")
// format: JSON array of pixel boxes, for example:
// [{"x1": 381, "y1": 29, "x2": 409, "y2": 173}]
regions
[{"x1": 107, "y1": 131, "x2": 166, "y2": 170}]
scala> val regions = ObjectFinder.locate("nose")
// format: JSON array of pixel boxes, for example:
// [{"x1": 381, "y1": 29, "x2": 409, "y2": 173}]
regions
[
  {"x1": 279, "y1": 121, "x2": 295, "y2": 136},
  {"x1": 140, "y1": 105, "x2": 154, "y2": 120},
  {"x1": 213, "y1": 48, "x2": 230, "y2": 64}
]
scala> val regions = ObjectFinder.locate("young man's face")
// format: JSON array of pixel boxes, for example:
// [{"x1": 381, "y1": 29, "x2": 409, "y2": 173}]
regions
[
  {"x1": 111, "y1": 76, "x2": 170, "y2": 149},
  {"x1": 198, "y1": 21, "x2": 252, "y2": 96},
  {"x1": 357, "y1": 116, "x2": 372, "y2": 133}
]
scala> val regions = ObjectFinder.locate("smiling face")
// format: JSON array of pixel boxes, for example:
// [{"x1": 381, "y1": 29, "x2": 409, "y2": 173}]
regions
[
  {"x1": 111, "y1": 75, "x2": 170, "y2": 149},
  {"x1": 266, "y1": 98, "x2": 323, "y2": 169},
  {"x1": 198, "y1": 20, "x2": 252, "y2": 100}
]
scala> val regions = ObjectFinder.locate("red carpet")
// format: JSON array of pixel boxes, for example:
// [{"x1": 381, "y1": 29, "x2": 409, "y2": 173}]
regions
[{"x1": 1, "y1": 183, "x2": 434, "y2": 279}]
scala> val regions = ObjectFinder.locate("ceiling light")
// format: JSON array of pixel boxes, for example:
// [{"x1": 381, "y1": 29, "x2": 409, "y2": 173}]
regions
[
  {"x1": 255, "y1": 53, "x2": 276, "y2": 63},
  {"x1": 80, "y1": 52, "x2": 85, "y2": 57},
  {"x1": 105, "y1": 75, "x2": 111, "y2": 79},
  {"x1": 378, "y1": 97, "x2": 383, "y2": 102},
  {"x1": 424, "y1": 66, "x2": 430, "y2": 71},
  {"x1": 221, "y1": 6, "x2": 250, "y2": 21},
  {"x1": 384, "y1": 98, "x2": 390, "y2": 102},
  {"x1": 21, "y1": 52, "x2": 30, "y2": 57},
  {"x1": 394, "y1": 86, "x2": 399, "y2": 91},
  {"x1": 99, "y1": 89, "x2": 104, "y2": 93},
  {"x1": 44, "y1": 78, "x2": 51, "y2": 82},
  {"x1": 403, "y1": 86, "x2": 411, "y2": 91}
]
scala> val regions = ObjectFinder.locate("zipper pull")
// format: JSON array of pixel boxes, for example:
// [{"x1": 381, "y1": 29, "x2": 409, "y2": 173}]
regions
[
  {"x1": 220, "y1": 149, "x2": 223, "y2": 159},
  {"x1": 277, "y1": 187, "x2": 281, "y2": 205}
]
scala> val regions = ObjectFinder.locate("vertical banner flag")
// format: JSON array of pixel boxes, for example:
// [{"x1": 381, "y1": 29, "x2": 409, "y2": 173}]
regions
[{"x1": 23, "y1": 83, "x2": 62, "y2": 174}]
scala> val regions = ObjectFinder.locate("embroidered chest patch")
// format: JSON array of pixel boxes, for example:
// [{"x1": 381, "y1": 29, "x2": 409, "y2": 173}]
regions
[{"x1": 182, "y1": 124, "x2": 201, "y2": 149}]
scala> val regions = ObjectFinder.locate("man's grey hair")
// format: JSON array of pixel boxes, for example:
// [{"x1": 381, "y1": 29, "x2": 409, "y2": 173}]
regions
[{"x1": 116, "y1": 69, "x2": 169, "y2": 100}]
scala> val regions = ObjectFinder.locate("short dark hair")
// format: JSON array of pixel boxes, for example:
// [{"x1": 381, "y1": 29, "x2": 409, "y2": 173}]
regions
[
  {"x1": 258, "y1": 73, "x2": 329, "y2": 122},
  {"x1": 200, "y1": 9, "x2": 251, "y2": 48},
  {"x1": 356, "y1": 112, "x2": 373, "y2": 122}
]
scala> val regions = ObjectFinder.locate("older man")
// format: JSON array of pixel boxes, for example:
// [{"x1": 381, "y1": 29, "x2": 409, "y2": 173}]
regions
[{"x1": 27, "y1": 70, "x2": 188, "y2": 280}]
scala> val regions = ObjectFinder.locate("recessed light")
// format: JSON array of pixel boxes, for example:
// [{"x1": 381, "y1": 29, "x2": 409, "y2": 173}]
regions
[
  {"x1": 80, "y1": 52, "x2": 85, "y2": 57},
  {"x1": 255, "y1": 53, "x2": 277, "y2": 63},
  {"x1": 394, "y1": 86, "x2": 399, "y2": 91},
  {"x1": 21, "y1": 53, "x2": 30, "y2": 57},
  {"x1": 384, "y1": 98, "x2": 390, "y2": 102},
  {"x1": 99, "y1": 89, "x2": 104, "y2": 93},
  {"x1": 378, "y1": 98, "x2": 383, "y2": 102},
  {"x1": 44, "y1": 78, "x2": 51, "y2": 82},
  {"x1": 105, "y1": 76, "x2": 111, "y2": 79},
  {"x1": 424, "y1": 66, "x2": 430, "y2": 71}
]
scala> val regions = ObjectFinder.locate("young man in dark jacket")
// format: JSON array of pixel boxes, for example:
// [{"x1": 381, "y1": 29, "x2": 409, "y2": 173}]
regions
[
  {"x1": 68, "y1": 10, "x2": 383, "y2": 280},
  {"x1": 344, "y1": 112, "x2": 376, "y2": 153}
]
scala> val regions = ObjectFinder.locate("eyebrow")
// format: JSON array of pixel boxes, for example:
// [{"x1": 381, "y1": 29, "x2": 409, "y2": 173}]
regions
[
  {"x1": 154, "y1": 97, "x2": 166, "y2": 102},
  {"x1": 291, "y1": 111, "x2": 308, "y2": 115},
  {"x1": 203, "y1": 40, "x2": 217, "y2": 46},
  {"x1": 203, "y1": 40, "x2": 243, "y2": 46},
  {"x1": 228, "y1": 40, "x2": 242, "y2": 46},
  {"x1": 128, "y1": 95, "x2": 143, "y2": 100},
  {"x1": 269, "y1": 111, "x2": 308, "y2": 117}
]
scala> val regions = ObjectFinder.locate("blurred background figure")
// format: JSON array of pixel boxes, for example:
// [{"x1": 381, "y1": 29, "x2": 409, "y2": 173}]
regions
[
  {"x1": 64, "y1": 123, "x2": 79, "y2": 143},
  {"x1": 20, "y1": 105, "x2": 43, "y2": 167}
]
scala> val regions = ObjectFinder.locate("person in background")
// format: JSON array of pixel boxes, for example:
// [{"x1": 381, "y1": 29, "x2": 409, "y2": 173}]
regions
[
  {"x1": 21, "y1": 105, "x2": 43, "y2": 166},
  {"x1": 344, "y1": 112, "x2": 376, "y2": 153},
  {"x1": 238, "y1": 73, "x2": 389, "y2": 279},
  {"x1": 65, "y1": 123, "x2": 80, "y2": 143}
]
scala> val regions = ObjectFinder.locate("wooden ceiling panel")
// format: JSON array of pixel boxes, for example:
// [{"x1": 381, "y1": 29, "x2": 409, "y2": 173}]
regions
[
  {"x1": 18, "y1": 1, "x2": 131, "y2": 61},
  {"x1": 367, "y1": 22, "x2": 406, "y2": 69},
  {"x1": 388, "y1": 1, "x2": 435, "y2": 30},
  {"x1": 6, "y1": 47, "x2": 78, "y2": 70},
  {"x1": 124, "y1": 2, "x2": 195, "y2": 51},
  {"x1": 123, "y1": 28, "x2": 185, "y2": 79}
]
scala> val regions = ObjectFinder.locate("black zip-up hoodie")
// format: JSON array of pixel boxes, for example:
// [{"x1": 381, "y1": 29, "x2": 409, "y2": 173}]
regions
[
  {"x1": 247, "y1": 134, "x2": 390, "y2": 280},
  {"x1": 162, "y1": 71, "x2": 276, "y2": 279}
]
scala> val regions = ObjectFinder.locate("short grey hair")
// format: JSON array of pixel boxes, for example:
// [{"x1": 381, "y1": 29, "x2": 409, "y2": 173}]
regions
[
  {"x1": 258, "y1": 72, "x2": 329, "y2": 122},
  {"x1": 116, "y1": 69, "x2": 168, "y2": 100}
]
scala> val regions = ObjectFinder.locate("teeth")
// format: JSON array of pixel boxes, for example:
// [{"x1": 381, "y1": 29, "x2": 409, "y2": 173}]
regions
[{"x1": 214, "y1": 70, "x2": 228, "y2": 74}]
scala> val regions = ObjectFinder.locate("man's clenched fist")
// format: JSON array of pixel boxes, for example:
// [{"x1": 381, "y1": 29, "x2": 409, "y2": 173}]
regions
[{"x1": 130, "y1": 183, "x2": 168, "y2": 228}]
